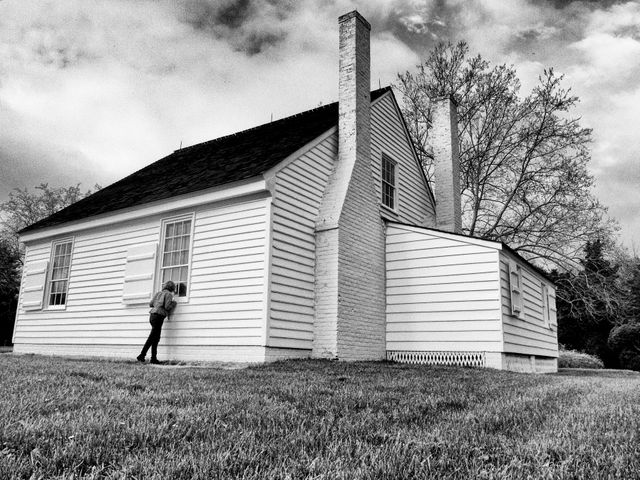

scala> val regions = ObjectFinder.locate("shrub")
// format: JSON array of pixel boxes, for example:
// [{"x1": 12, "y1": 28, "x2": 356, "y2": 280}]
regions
[
  {"x1": 608, "y1": 323, "x2": 640, "y2": 371},
  {"x1": 558, "y1": 348, "x2": 605, "y2": 369}
]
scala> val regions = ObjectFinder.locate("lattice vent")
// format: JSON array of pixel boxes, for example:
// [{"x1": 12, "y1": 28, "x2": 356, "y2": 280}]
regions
[{"x1": 387, "y1": 351, "x2": 486, "y2": 368}]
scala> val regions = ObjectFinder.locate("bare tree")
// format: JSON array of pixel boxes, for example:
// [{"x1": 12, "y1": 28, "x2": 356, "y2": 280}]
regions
[
  {"x1": 0, "y1": 183, "x2": 100, "y2": 264},
  {"x1": 397, "y1": 42, "x2": 615, "y2": 270}
]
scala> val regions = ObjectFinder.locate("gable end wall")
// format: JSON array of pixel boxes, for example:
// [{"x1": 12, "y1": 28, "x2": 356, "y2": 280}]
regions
[
  {"x1": 370, "y1": 94, "x2": 435, "y2": 226},
  {"x1": 268, "y1": 133, "x2": 338, "y2": 350}
]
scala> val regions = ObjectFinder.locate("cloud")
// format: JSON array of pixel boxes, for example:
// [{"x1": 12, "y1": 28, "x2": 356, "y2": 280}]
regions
[{"x1": 0, "y1": 0, "x2": 638, "y2": 248}]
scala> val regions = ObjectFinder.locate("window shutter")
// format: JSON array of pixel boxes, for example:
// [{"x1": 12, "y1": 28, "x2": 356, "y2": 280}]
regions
[
  {"x1": 542, "y1": 285, "x2": 550, "y2": 327},
  {"x1": 123, "y1": 243, "x2": 157, "y2": 304},
  {"x1": 548, "y1": 289, "x2": 557, "y2": 327},
  {"x1": 509, "y1": 262, "x2": 523, "y2": 317},
  {"x1": 21, "y1": 260, "x2": 49, "y2": 311}
]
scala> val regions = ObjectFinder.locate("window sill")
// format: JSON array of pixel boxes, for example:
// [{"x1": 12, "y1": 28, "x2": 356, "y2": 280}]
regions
[
  {"x1": 46, "y1": 305, "x2": 67, "y2": 311},
  {"x1": 380, "y1": 204, "x2": 399, "y2": 220}
]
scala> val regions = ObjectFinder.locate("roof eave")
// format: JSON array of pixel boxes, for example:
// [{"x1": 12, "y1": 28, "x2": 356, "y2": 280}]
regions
[{"x1": 19, "y1": 176, "x2": 270, "y2": 244}]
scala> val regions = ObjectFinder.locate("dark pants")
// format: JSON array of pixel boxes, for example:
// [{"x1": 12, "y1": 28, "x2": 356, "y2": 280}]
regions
[{"x1": 140, "y1": 313, "x2": 165, "y2": 360}]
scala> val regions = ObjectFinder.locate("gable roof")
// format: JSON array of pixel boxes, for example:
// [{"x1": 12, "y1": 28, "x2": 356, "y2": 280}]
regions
[{"x1": 21, "y1": 87, "x2": 392, "y2": 234}]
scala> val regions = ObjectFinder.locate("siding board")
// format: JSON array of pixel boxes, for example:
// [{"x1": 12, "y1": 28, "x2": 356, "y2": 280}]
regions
[
  {"x1": 14, "y1": 198, "x2": 269, "y2": 350},
  {"x1": 371, "y1": 95, "x2": 435, "y2": 226},
  {"x1": 386, "y1": 224, "x2": 503, "y2": 353},
  {"x1": 499, "y1": 250, "x2": 558, "y2": 357},
  {"x1": 268, "y1": 134, "x2": 337, "y2": 349}
]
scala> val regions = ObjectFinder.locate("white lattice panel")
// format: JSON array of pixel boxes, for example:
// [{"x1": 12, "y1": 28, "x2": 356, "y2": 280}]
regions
[{"x1": 387, "y1": 350, "x2": 486, "y2": 368}]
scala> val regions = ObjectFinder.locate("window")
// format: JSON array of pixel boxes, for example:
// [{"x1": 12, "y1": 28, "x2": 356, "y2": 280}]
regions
[
  {"x1": 47, "y1": 239, "x2": 73, "y2": 307},
  {"x1": 509, "y1": 262, "x2": 524, "y2": 318},
  {"x1": 160, "y1": 217, "x2": 193, "y2": 298},
  {"x1": 381, "y1": 154, "x2": 397, "y2": 210}
]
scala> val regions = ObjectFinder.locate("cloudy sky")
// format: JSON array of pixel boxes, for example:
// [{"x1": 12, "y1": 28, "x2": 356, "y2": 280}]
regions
[{"x1": 1, "y1": 0, "x2": 638, "y2": 248}]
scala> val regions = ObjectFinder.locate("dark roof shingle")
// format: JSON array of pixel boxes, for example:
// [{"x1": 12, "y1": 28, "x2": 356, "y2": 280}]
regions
[{"x1": 22, "y1": 87, "x2": 391, "y2": 234}]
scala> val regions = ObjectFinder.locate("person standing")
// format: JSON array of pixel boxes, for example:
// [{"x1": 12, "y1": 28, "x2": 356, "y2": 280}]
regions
[{"x1": 137, "y1": 281, "x2": 177, "y2": 364}]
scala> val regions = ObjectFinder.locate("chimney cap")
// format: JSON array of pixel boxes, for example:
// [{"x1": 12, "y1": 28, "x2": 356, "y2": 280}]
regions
[
  {"x1": 433, "y1": 94, "x2": 458, "y2": 107},
  {"x1": 338, "y1": 10, "x2": 371, "y2": 30}
]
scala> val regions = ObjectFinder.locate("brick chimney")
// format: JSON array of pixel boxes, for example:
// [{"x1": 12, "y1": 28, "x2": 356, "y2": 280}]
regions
[
  {"x1": 338, "y1": 11, "x2": 371, "y2": 188},
  {"x1": 432, "y1": 96, "x2": 462, "y2": 233},
  {"x1": 313, "y1": 11, "x2": 385, "y2": 360}
]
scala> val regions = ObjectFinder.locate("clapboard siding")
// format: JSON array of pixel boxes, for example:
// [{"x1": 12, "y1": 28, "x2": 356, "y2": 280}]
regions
[
  {"x1": 268, "y1": 133, "x2": 337, "y2": 349},
  {"x1": 386, "y1": 224, "x2": 503, "y2": 352},
  {"x1": 499, "y1": 250, "x2": 558, "y2": 357},
  {"x1": 371, "y1": 95, "x2": 435, "y2": 226},
  {"x1": 13, "y1": 197, "x2": 270, "y2": 350}
]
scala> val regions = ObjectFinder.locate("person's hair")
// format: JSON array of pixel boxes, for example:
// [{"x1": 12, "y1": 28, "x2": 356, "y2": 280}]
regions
[{"x1": 163, "y1": 281, "x2": 176, "y2": 292}]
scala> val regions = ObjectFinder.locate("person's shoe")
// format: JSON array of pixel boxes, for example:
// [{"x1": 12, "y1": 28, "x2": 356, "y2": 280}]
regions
[
  {"x1": 136, "y1": 355, "x2": 145, "y2": 363},
  {"x1": 150, "y1": 358, "x2": 161, "y2": 365}
]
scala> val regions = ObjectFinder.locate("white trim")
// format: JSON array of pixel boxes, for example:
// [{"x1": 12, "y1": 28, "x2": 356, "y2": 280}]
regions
[
  {"x1": 494, "y1": 250, "x2": 506, "y2": 352},
  {"x1": 20, "y1": 178, "x2": 269, "y2": 243},
  {"x1": 157, "y1": 213, "x2": 195, "y2": 303},
  {"x1": 45, "y1": 237, "x2": 74, "y2": 310},
  {"x1": 376, "y1": 90, "x2": 437, "y2": 208},
  {"x1": 262, "y1": 196, "x2": 274, "y2": 346},
  {"x1": 263, "y1": 126, "x2": 338, "y2": 182},
  {"x1": 387, "y1": 222, "x2": 502, "y2": 251},
  {"x1": 381, "y1": 153, "x2": 399, "y2": 212}
]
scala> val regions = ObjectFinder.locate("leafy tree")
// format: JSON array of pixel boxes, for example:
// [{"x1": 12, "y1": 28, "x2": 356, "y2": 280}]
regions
[
  {"x1": 0, "y1": 237, "x2": 21, "y2": 345},
  {"x1": 1, "y1": 183, "x2": 100, "y2": 257},
  {"x1": 396, "y1": 41, "x2": 614, "y2": 269},
  {"x1": 552, "y1": 239, "x2": 624, "y2": 366},
  {"x1": 608, "y1": 323, "x2": 640, "y2": 371},
  {"x1": 0, "y1": 183, "x2": 99, "y2": 345}
]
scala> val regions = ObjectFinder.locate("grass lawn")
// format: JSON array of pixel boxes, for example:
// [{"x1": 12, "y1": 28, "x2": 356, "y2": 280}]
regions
[{"x1": 1, "y1": 355, "x2": 639, "y2": 479}]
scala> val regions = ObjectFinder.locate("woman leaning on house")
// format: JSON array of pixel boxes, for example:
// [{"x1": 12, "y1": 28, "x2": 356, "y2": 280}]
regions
[{"x1": 137, "y1": 281, "x2": 177, "y2": 365}]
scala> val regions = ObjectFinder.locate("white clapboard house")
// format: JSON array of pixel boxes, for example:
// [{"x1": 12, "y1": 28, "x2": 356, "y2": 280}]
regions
[{"x1": 13, "y1": 11, "x2": 558, "y2": 372}]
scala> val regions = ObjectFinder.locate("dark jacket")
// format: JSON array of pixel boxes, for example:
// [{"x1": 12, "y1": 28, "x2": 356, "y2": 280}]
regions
[{"x1": 149, "y1": 289, "x2": 177, "y2": 318}]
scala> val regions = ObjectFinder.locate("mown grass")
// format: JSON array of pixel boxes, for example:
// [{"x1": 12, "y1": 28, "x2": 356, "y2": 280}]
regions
[{"x1": 1, "y1": 355, "x2": 639, "y2": 479}]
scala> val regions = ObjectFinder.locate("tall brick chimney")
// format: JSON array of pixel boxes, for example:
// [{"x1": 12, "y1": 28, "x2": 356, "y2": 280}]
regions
[
  {"x1": 432, "y1": 96, "x2": 462, "y2": 233},
  {"x1": 338, "y1": 11, "x2": 371, "y2": 189},
  {"x1": 313, "y1": 11, "x2": 386, "y2": 360}
]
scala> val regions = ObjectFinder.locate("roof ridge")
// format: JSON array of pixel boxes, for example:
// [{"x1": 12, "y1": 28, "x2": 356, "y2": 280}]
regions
[
  {"x1": 175, "y1": 101, "x2": 338, "y2": 154},
  {"x1": 20, "y1": 86, "x2": 393, "y2": 234},
  {"x1": 176, "y1": 86, "x2": 392, "y2": 154}
]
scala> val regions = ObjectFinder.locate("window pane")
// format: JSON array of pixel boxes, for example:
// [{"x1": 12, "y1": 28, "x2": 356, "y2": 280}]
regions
[
  {"x1": 161, "y1": 220, "x2": 192, "y2": 297},
  {"x1": 162, "y1": 269, "x2": 171, "y2": 284},
  {"x1": 48, "y1": 242, "x2": 72, "y2": 306}
]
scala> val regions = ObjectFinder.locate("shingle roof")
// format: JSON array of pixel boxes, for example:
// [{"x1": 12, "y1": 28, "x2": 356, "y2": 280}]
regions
[{"x1": 21, "y1": 87, "x2": 392, "y2": 234}]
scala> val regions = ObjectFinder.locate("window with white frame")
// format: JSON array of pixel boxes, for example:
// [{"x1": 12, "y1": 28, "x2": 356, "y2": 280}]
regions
[
  {"x1": 160, "y1": 217, "x2": 193, "y2": 298},
  {"x1": 509, "y1": 262, "x2": 524, "y2": 318},
  {"x1": 381, "y1": 154, "x2": 397, "y2": 210},
  {"x1": 47, "y1": 239, "x2": 73, "y2": 307}
]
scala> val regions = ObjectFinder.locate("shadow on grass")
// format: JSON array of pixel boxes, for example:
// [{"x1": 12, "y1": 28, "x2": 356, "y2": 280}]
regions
[{"x1": 555, "y1": 368, "x2": 640, "y2": 377}]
